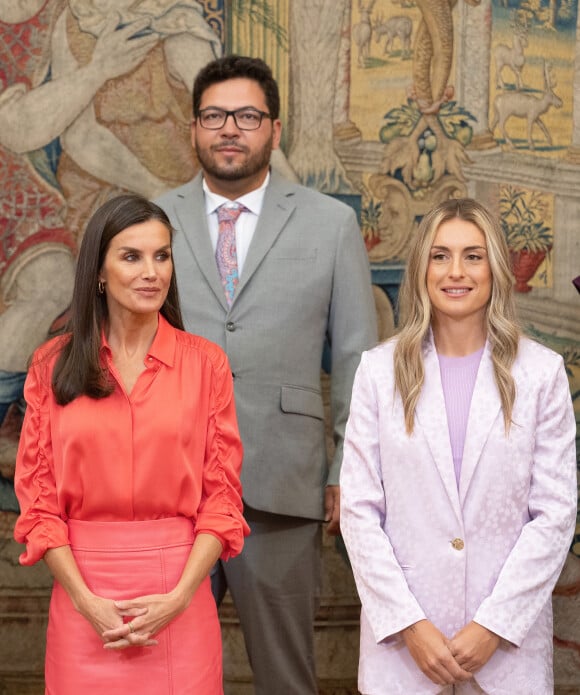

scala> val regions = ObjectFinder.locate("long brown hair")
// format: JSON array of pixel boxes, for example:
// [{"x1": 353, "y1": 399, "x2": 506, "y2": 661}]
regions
[
  {"x1": 394, "y1": 198, "x2": 520, "y2": 434},
  {"x1": 52, "y1": 194, "x2": 184, "y2": 405}
]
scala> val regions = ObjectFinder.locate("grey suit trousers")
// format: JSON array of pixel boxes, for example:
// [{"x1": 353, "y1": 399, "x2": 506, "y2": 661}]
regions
[{"x1": 215, "y1": 507, "x2": 321, "y2": 695}]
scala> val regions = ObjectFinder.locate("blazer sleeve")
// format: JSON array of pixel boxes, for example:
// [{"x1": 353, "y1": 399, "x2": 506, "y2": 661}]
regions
[
  {"x1": 195, "y1": 349, "x2": 250, "y2": 560},
  {"x1": 473, "y1": 356, "x2": 577, "y2": 646},
  {"x1": 13, "y1": 355, "x2": 69, "y2": 565},
  {"x1": 340, "y1": 353, "x2": 426, "y2": 642},
  {"x1": 327, "y1": 207, "x2": 378, "y2": 485}
]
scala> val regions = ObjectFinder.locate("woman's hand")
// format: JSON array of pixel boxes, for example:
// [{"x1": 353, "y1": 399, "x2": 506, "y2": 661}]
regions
[
  {"x1": 42, "y1": 546, "x2": 154, "y2": 648},
  {"x1": 448, "y1": 621, "x2": 500, "y2": 673},
  {"x1": 101, "y1": 533, "x2": 222, "y2": 650},
  {"x1": 402, "y1": 620, "x2": 473, "y2": 686},
  {"x1": 76, "y1": 592, "x2": 147, "y2": 644},
  {"x1": 101, "y1": 590, "x2": 188, "y2": 650}
]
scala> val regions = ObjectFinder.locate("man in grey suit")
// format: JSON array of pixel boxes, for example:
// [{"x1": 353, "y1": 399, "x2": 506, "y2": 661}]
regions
[{"x1": 155, "y1": 55, "x2": 377, "y2": 694}]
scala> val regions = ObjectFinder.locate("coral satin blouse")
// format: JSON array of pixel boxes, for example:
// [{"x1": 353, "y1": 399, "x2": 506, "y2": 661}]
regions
[{"x1": 14, "y1": 315, "x2": 249, "y2": 565}]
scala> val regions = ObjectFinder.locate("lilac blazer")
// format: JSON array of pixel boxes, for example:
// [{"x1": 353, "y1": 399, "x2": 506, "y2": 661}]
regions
[{"x1": 340, "y1": 335, "x2": 577, "y2": 695}]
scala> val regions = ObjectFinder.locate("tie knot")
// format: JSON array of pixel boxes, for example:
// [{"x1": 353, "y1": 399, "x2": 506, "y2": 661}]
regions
[{"x1": 217, "y1": 202, "x2": 247, "y2": 224}]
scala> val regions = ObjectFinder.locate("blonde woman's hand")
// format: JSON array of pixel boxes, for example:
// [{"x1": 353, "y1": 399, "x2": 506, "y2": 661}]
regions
[
  {"x1": 448, "y1": 621, "x2": 500, "y2": 673},
  {"x1": 402, "y1": 620, "x2": 473, "y2": 686}
]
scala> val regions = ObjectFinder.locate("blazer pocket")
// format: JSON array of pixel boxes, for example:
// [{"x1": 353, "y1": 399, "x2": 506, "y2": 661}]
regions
[
  {"x1": 269, "y1": 248, "x2": 318, "y2": 261},
  {"x1": 280, "y1": 385, "x2": 324, "y2": 420}
]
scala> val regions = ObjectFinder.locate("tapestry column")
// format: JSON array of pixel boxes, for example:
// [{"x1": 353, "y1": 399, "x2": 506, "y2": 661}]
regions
[
  {"x1": 565, "y1": 6, "x2": 580, "y2": 163},
  {"x1": 333, "y1": 0, "x2": 362, "y2": 144},
  {"x1": 456, "y1": 0, "x2": 497, "y2": 150}
]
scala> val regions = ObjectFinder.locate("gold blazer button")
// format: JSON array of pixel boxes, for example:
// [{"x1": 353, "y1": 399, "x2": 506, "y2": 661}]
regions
[{"x1": 451, "y1": 538, "x2": 465, "y2": 551}]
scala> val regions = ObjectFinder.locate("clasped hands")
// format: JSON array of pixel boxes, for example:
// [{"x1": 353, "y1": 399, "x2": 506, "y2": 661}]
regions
[
  {"x1": 402, "y1": 619, "x2": 500, "y2": 687},
  {"x1": 78, "y1": 590, "x2": 188, "y2": 650}
]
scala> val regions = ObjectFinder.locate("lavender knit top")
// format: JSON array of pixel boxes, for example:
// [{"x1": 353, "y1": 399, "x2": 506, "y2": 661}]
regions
[{"x1": 437, "y1": 347, "x2": 484, "y2": 486}]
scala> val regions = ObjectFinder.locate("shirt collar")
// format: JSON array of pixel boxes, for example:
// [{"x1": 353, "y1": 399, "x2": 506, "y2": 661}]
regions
[
  {"x1": 202, "y1": 171, "x2": 270, "y2": 217},
  {"x1": 100, "y1": 314, "x2": 176, "y2": 367}
]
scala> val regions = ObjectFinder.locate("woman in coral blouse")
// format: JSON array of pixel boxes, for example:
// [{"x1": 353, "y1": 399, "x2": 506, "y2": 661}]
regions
[{"x1": 14, "y1": 194, "x2": 249, "y2": 695}]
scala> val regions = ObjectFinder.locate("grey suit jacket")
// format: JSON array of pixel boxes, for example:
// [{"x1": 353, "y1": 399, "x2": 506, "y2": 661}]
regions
[{"x1": 155, "y1": 171, "x2": 377, "y2": 519}]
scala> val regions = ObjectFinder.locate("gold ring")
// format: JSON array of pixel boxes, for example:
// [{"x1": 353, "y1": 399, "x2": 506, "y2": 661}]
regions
[{"x1": 128, "y1": 621, "x2": 135, "y2": 633}]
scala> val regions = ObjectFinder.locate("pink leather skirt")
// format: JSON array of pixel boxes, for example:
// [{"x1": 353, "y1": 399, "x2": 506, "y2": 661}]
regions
[{"x1": 45, "y1": 517, "x2": 222, "y2": 695}]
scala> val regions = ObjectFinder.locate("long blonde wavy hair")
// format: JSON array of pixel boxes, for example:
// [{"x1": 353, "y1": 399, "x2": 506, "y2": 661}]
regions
[{"x1": 394, "y1": 198, "x2": 520, "y2": 434}]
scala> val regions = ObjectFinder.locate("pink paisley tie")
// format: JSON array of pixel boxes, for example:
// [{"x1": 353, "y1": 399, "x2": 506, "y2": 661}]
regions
[{"x1": 215, "y1": 202, "x2": 247, "y2": 306}]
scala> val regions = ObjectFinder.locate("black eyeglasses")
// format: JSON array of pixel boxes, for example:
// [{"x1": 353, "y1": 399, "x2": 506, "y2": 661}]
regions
[{"x1": 196, "y1": 107, "x2": 272, "y2": 131}]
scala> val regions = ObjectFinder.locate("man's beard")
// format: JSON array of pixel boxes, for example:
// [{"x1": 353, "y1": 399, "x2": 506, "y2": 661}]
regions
[{"x1": 195, "y1": 137, "x2": 273, "y2": 181}]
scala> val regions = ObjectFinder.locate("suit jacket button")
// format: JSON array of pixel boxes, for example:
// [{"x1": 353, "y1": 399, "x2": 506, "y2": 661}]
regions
[
  {"x1": 226, "y1": 321, "x2": 235, "y2": 332},
  {"x1": 451, "y1": 538, "x2": 464, "y2": 551}
]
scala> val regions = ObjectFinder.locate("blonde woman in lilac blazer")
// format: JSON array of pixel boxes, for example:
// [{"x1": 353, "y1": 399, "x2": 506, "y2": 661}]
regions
[{"x1": 340, "y1": 198, "x2": 577, "y2": 695}]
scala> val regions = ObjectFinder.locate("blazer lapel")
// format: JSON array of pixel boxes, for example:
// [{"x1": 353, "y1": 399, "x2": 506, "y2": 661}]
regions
[
  {"x1": 415, "y1": 338, "x2": 462, "y2": 524},
  {"x1": 173, "y1": 177, "x2": 228, "y2": 311},
  {"x1": 459, "y1": 343, "x2": 502, "y2": 503},
  {"x1": 233, "y1": 171, "x2": 295, "y2": 303}
]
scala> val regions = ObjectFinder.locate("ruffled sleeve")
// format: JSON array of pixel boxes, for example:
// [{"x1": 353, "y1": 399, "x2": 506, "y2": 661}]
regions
[
  {"x1": 195, "y1": 349, "x2": 249, "y2": 560},
  {"x1": 13, "y1": 347, "x2": 69, "y2": 565}
]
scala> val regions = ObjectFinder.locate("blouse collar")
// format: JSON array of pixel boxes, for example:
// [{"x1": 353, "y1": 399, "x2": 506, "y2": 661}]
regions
[{"x1": 100, "y1": 314, "x2": 176, "y2": 367}]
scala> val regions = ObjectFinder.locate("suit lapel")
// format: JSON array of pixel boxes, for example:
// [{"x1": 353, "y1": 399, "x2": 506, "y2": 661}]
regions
[
  {"x1": 173, "y1": 176, "x2": 228, "y2": 311},
  {"x1": 233, "y1": 172, "x2": 296, "y2": 303},
  {"x1": 459, "y1": 343, "x2": 502, "y2": 503},
  {"x1": 415, "y1": 338, "x2": 462, "y2": 524}
]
